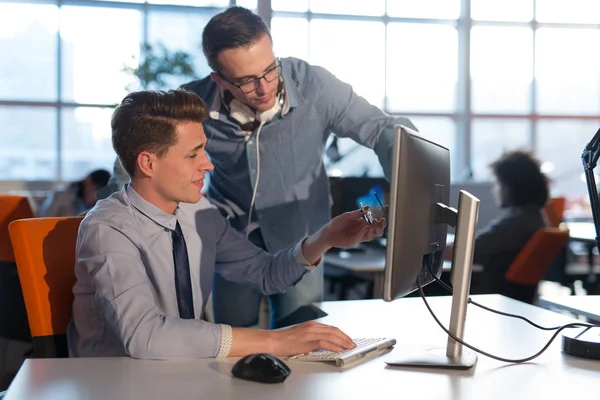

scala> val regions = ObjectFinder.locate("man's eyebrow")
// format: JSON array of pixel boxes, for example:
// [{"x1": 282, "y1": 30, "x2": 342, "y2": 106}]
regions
[
  {"x1": 230, "y1": 60, "x2": 277, "y2": 81},
  {"x1": 189, "y1": 143, "x2": 205, "y2": 152}
]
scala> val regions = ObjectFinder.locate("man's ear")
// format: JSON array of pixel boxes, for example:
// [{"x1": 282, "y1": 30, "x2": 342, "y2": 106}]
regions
[
  {"x1": 210, "y1": 72, "x2": 224, "y2": 89},
  {"x1": 137, "y1": 151, "x2": 155, "y2": 178}
]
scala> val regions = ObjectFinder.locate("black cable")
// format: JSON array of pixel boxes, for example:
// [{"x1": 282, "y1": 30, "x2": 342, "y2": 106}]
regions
[
  {"x1": 427, "y1": 266, "x2": 593, "y2": 331},
  {"x1": 416, "y1": 276, "x2": 594, "y2": 363}
]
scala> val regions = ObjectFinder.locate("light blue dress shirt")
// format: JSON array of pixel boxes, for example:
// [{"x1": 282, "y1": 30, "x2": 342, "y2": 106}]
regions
[{"x1": 68, "y1": 185, "x2": 314, "y2": 359}]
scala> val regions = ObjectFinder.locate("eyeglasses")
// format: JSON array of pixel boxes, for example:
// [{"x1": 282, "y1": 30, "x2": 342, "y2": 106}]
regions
[
  {"x1": 360, "y1": 192, "x2": 388, "y2": 225},
  {"x1": 219, "y1": 59, "x2": 281, "y2": 94}
]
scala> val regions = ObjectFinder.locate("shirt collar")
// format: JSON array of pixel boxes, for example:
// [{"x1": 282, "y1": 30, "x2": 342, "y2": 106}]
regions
[{"x1": 126, "y1": 184, "x2": 178, "y2": 231}]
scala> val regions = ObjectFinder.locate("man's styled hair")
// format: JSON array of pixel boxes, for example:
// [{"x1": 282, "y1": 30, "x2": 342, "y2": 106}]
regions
[
  {"x1": 490, "y1": 150, "x2": 549, "y2": 208},
  {"x1": 202, "y1": 6, "x2": 271, "y2": 72},
  {"x1": 111, "y1": 89, "x2": 209, "y2": 177}
]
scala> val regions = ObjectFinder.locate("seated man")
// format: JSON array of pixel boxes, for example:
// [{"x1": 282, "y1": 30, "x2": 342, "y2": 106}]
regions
[{"x1": 67, "y1": 89, "x2": 385, "y2": 359}]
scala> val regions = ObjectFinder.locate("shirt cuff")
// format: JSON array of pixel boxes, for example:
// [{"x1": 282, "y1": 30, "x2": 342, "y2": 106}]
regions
[
  {"x1": 294, "y1": 237, "x2": 321, "y2": 271},
  {"x1": 216, "y1": 324, "x2": 233, "y2": 358}
]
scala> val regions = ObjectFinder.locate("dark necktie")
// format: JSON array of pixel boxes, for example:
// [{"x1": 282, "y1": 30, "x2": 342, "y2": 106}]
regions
[{"x1": 172, "y1": 221, "x2": 195, "y2": 319}]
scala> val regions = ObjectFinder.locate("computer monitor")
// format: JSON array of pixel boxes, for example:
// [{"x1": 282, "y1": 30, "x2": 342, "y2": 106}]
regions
[{"x1": 383, "y1": 125, "x2": 480, "y2": 369}]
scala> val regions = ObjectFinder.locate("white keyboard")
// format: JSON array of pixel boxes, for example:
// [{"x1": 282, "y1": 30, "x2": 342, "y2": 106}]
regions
[{"x1": 288, "y1": 337, "x2": 396, "y2": 367}]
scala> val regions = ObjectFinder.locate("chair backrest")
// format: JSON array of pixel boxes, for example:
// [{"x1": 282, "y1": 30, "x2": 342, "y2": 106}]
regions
[
  {"x1": 0, "y1": 195, "x2": 35, "y2": 262},
  {"x1": 505, "y1": 226, "x2": 570, "y2": 286},
  {"x1": 544, "y1": 197, "x2": 566, "y2": 228},
  {"x1": 8, "y1": 217, "x2": 83, "y2": 357}
]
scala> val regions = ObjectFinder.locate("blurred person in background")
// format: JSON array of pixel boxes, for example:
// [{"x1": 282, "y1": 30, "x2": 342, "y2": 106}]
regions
[
  {"x1": 447, "y1": 150, "x2": 549, "y2": 303},
  {"x1": 39, "y1": 169, "x2": 111, "y2": 217}
]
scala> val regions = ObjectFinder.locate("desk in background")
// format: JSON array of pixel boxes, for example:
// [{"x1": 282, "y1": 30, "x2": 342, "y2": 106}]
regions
[
  {"x1": 539, "y1": 295, "x2": 600, "y2": 323},
  {"x1": 565, "y1": 222, "x2": 600, "y2": 293},
  {"x1": 4, "y1": 295, "x2": 599, "y2": 400},
  {"x1": 324, "y1": 247, "x2": 482, "y2": 299}
]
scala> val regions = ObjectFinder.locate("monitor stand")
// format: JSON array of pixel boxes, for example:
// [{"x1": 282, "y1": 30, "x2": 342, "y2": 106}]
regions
[{"x1": 386, "y1": 190, "x2": 480, "y2": 370}]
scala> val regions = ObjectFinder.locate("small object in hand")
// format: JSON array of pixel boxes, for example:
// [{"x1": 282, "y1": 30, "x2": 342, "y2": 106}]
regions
[{"x1": 360, "y1": 203, "x2": 374, "y2": 225}]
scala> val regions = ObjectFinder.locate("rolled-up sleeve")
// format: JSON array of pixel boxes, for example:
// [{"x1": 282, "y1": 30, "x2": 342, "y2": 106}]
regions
[{"x1": 76, "y1": 222, "x2": 225, "y2": 360}]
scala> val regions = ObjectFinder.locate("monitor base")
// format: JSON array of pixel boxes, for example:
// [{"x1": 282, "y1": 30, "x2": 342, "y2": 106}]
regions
[
  {"x1": 562, "y1": 327, "x2": 600, "y2": 360},
  {"x1": 386, "y1": 347, "x2": 477, "y2": 370}
]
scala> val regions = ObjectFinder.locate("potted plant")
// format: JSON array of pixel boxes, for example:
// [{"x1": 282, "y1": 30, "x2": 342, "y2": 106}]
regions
[{"x1": 124, "y1": 42, "x2": 197, "y2": 90}]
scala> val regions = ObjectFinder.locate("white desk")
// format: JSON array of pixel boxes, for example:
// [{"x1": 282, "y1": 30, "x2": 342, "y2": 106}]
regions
[
  {"x1": 539, "y1": 295, "x2": 600, "y2": 323},
  {"x1": 5, "y1": 295, "x2": 600, "y2": 400}
]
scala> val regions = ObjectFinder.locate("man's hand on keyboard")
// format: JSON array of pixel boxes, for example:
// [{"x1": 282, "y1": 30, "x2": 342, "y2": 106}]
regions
[{"x1": 268, "y1": 320, "x2": 356, "y2": 357}]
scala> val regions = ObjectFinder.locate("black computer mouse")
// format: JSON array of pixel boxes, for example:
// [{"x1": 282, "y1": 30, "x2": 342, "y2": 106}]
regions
[{"x1": 231, "y1": 353, "x2": 291, "y2": 384}]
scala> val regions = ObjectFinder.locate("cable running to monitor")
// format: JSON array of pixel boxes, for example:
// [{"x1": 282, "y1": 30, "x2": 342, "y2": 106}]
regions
[
  {"x1": 417, "y1": 269, "x2": 597, "y2": 364},
  {"x1": 428, "y1": 267, "x2": 593, "y2": 331}
]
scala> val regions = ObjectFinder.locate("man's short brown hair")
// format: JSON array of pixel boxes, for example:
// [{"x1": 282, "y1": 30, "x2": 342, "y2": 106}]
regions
[
  {"x1": 202, "y1": 6, "x2": 271, "y2": 72},
  {"x1": 111, "y1": 89, "x2": 209, "y2": 177}
]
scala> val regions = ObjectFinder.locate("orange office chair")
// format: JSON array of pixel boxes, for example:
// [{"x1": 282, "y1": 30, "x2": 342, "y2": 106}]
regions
[
  {"x1": 0, "y1": 195, "x2": 36, "y2": 342},
  {"x1": 0, "y1": 195, "x2": 35, "y2": 263},
  {"x1": 544, "y1": 197, "x2": 566, "y2": 228},
  {"x1": 504, "y1": 226, "x2": 570, "y2": 303},
  {"x1": 8, "y1": 217, "x2": 83, "y2": 358}
]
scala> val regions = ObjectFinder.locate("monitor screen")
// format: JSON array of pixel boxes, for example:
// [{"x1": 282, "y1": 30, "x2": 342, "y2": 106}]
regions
[{"x1": 383, "y1": 126, "x2": 451, "y2": 300}]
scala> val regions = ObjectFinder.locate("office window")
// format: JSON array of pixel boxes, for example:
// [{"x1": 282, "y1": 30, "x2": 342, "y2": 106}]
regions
[
  {"x1": 0, "y1": 1, "x2": 230, "y2": 183},
  {"x1": 536, "y1": 0, "x2": 600, "y2": 24},
  {"x1": 272, "y1": 0, "x2": 308, "y2": 12},
  {"x1": 0, "y1": 106, "x2": 57, "y2": 180},
  {"x1": 471, "y1": 26, "x2": 533, "y2": 114},
  {"x1": 236, "y1": 0, "x2": 258, "y2": 10},
  {"x1": 61, "y1": 107, "x2": 116, "y2": 181},
  {"x1": 471, "y1": 0, "x2": 533, "y2": 22},
  {"x1": 471, "y1": 119, "x2": 531, "y2": 180},
  {"x1": 0, "y1": 3, "x2": 58, "y2": 101},
  {"x1": 326, "y1": 137, "x2": 383, "y2": 178},
  {"x1": 309, "y1": 19, "x2": 385, "y2": 108},
  {"x1": 147, "y1": 0, "x2": 228, "y2": 5},
  {"x1": 3, "y1": 0, "x2": 600, "y2": 198},
  {"x1": 410, "y1": 117, "x2": 458, "y2": 180},
  {"x1": 271, "y1": 17, "x2": 309, "y2": 60},
  {"x1": 147, "y1": 9, "x2": 219, "y2": 89},
  {"x1": 310, "y1": 0, "x2": 385, "y2": 16},
  {"x1": 387, "y1": 0, "x2": 460, "y2": 19},
  {"x1": 535, "y1": 28, "x2": 600, "y2": 116},
  {"x1": 60, "y1": 6, "x2": 141, "y2": 105},
  {"x1": 536, "y1": 119, "x2": 599, "y2": 200},
  {"x1": 387, "y1": 23, "x2": 457, "y2": 113}
]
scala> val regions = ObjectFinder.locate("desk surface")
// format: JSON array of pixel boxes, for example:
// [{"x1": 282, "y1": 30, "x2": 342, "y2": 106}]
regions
[
  {"x1": 539, "y1": 295, "x2": 600, "y2": 322},
  {"x1": 5, "y1": 295, "x2": 600, "y2": 400},
  {"x1": 566, "y1": 221, "x2": 596, "y2": 243}
]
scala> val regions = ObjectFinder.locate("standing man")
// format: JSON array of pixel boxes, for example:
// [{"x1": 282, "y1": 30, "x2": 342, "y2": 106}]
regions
[{"x1": 104, "y1": 6, "x2": 417, "y2": 328}]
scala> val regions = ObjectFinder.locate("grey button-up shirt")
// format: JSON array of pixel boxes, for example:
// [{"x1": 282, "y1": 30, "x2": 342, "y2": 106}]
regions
[
  {"x1": 183, "y1": 57, "x2": 416, "y2": 252},
  {"x1": 68, "y1": 185, "x2": 313, "y2": 359}
]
